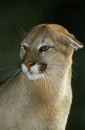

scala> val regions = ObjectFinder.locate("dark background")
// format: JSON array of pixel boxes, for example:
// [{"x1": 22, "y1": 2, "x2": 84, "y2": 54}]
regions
[{"x1": 0, "y1": 0, "x2": 85, "y2": 130}]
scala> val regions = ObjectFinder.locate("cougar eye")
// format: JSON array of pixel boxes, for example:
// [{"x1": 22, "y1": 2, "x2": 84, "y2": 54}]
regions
[
  {"x1": 23, "y1": 45, "x2": 28, "y2": 50},
  {"x1": 39, "y1": 46, "x2": 50, "y2": 52}
]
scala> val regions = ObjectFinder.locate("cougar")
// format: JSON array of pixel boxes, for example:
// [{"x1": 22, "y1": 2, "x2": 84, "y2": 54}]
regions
[{"x1": 0, "y1": 24, "x2": 83, "y2": 130}]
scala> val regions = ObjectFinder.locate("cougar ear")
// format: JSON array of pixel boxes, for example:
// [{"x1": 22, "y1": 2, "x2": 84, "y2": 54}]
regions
[{"x1": 57, "y1": 33, "x2": 84, "y2": 50}]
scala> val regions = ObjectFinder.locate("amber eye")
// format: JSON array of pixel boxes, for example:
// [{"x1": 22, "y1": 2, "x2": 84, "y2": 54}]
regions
[{"x1": 39, "y1": 46, "x2": 50, "y2": 52}]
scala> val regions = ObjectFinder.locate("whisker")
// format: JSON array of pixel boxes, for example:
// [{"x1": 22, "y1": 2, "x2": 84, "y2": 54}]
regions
[
  {"x1": 48, "y1": 63, "x2": 65, "y2": 67},
  {"x1": 0, "y1": 65, "x2": 21, "y2": 86},
  {"x1": 18, "y1": 24, "x2": 28, "y2": 37},
  {"x1": 72, "y1": 61, "x2": 79, "y2": 79},
  {"x1": 72, "y1": 68, "x2": 78, "y2": 79}
]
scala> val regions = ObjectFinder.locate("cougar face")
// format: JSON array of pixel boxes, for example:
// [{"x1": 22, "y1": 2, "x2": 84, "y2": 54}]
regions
[
  {"x1": 20, "y1": 24, "x2": 83, "y2": 80},
  {"x1": 21, "y1": 38, "x2": 57, "y2": 80}
]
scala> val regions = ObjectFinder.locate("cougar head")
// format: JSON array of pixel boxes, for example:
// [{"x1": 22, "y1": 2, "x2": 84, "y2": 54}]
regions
[{"x1": 20, "y1": 24, "x2": 83, "y2": 80}]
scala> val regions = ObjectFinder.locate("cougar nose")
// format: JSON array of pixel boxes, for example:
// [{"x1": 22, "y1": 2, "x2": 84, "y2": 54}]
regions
[{"x1": 24, "y1": 61, "x2": 35, "y2": 69}]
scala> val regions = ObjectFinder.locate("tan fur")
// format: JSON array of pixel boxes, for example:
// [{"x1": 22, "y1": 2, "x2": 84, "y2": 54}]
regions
[{"x1": 0, "y1": 24, "x2": 83, "y2": 130}]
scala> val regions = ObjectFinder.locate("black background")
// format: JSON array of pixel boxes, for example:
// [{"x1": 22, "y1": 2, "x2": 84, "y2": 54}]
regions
[{"x1": 0, "y1": 0, "x2": 85, "y2": 130}]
